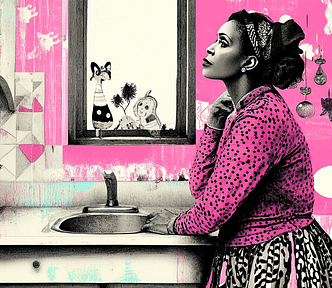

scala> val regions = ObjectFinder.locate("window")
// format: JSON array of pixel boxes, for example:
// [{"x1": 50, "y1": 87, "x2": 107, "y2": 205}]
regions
[{"x1": 68, "y1": 0, "x2": 196, "y2": 145}]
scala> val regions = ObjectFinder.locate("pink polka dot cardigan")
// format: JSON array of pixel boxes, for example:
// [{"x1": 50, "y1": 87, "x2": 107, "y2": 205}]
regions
[{"x1": 174, "y1": 86, "x2": 315, "y2": 246}]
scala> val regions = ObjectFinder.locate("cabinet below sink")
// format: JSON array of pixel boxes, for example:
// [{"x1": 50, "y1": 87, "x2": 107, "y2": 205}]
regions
[
  {"x1": 0, "y1": 207, "x2": 217, "y2": 286},
  {"x1": 0, "y1": 245, "x2": 215, "y2": 285}
]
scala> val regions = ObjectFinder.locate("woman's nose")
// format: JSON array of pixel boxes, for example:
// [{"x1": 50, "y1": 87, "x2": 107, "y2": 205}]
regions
[{"x1": 206, "y1": 43, "x2": 215, "y2": 55}]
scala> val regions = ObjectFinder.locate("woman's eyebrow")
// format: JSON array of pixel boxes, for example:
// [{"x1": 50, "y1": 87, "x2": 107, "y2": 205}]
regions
[{"x1": 218, "y1": 33, "x2": 232, "y2": 43}]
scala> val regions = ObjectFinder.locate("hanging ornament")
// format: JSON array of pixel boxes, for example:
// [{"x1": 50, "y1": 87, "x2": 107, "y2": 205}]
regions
[
  {"x1": 320, "y1": 88, "x2": 332, "y2": 121},
  {"x1": 296, "y1": 53, "x2": 315, "y2": 118},
  {"x1": 314, "y1": 45, "x2": 327, "y2": 85}
]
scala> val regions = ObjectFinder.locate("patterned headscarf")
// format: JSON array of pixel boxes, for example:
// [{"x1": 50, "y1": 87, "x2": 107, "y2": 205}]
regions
[
  {"x1": 228, "y1": 10, "x2": 304, "y2": 61},
  {"x1": 245, "y1": 20, "x2": 273, "y2": 60}
]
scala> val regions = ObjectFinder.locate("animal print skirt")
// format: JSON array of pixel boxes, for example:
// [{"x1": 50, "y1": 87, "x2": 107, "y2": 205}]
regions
[{"x1": 205, "y1": 220, "x2": 332, "y2": 288}]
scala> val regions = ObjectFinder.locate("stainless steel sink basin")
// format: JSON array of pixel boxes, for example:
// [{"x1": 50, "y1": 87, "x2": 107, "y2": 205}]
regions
[{"x1": 51, "y1": 212, "x2": 147, "y2": 234}]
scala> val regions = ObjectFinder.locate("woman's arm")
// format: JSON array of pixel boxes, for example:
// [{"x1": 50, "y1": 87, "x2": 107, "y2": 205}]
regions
[
  {"x1": 174, "y1": 102, "x2": 288, "y2": 235},
  {"x1": 189, "y1": 126, "x2": 223, "y2": 199},
  {"x1": 190, "y1": 92, "x2": 234, "y2": 199}
]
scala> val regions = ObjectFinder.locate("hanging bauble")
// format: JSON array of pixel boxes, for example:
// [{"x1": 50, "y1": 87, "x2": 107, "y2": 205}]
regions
[
  {"x1": 296, "y1": 54, "x2": 315, "y2": 118},
  {"x1": 296, "y1": 87, "x2": 315, "y2": 118}
]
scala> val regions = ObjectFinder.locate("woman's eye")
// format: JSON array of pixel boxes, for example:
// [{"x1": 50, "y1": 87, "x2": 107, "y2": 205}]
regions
[{"x1": 218, "y1": 39, "x2": 228, "y2": 47}]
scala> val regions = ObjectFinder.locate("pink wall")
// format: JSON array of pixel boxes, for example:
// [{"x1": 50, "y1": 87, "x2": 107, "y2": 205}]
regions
[{"x1": 14, "y1": 0, "x2": 332, "y2": 213}]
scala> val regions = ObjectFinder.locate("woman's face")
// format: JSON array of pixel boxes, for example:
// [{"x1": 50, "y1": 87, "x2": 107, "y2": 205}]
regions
[{"x1": 202, "y1": 20, "x2": 247, "y2": 80}]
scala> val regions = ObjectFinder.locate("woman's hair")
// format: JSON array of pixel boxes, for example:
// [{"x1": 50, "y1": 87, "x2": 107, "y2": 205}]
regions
[{"x1": 228, "y1": 10, "x2": 305, "y2": 89}]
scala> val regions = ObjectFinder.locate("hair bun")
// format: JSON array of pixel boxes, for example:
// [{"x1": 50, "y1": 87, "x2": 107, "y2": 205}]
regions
[
  {"x1": 272, "y1": 20, "x2": 304, "y2": 58},
  {"x1": 269, "y1": 20, "x2": 305, "y2": 89},
  {"x1": 272, "y1": 55, "x2": 304, "y2": 89}
]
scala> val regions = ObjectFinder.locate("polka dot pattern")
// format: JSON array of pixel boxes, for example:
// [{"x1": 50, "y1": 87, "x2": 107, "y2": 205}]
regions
[{"x1": 174, "y1": 86, "x2": 315, "y2": 246}]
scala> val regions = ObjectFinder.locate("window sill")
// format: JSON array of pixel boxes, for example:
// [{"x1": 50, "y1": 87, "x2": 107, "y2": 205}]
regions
[{"x1": 69, "y1": 136, "x2": 195, "y2": 145}]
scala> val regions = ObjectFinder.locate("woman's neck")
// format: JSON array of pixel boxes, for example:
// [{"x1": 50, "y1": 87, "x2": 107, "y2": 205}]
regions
[{"x1": 224, "y1": 76, "x2": 262, "y2": 106}]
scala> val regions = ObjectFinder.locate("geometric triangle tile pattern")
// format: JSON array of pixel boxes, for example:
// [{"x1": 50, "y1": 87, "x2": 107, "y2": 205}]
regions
[
  {"x1": 33, "y1": 81, "x2": 42, "y2": 92},
  {"x1": 0, "y1": 72, "x2": 47, "y2": 182},
  {"x1": 32, "y1": 98, "x2": 43, "y2": 112},
  {"x1": 33, "y1": 92, "x2": 45, "y2": 109},
  {"x1": 0, "y1": 144, "x2": 15, "y2": 159},
  {"x1": 1, "y1": 147, "x2": 16, "y2": 176},
  {"x1": 16, "y1": 131, "x2": 31, "y2": 144},
  {"x1": 18, "y1": 97, "x2": 43, "y2": 112},
  {"x1": 18, "y1": 132, "x2": 40, "y2": 145},
  {"x1": 16, "y1": 145, "x2": 31, "y2": 178},
  {"x1": 15, "y1": 81, "x2": 31, "y2": 99},
  {"x1": 17, "y1": 112, "x2": 33, "y2": 131},
  {"x1": 0, "y1": 72, "x2": 48, "y2": 182},
  {"x1": 14, "y1": 95, "x2": 24, "y2": 109},
  {"x1": 32, "y1": 113, "x2": 44, "y2": 144},
  {"x1": 1, "y1": 113, "x2": 16, "y2": 138},
  {"x1": 0, "y1": 145, "x2": 16, "y2": 181},
  {"x1": 0, "y1": 128, "x2": 16, "y2": 144},
  {"x1": 19, "y1": 144, "x2": 45, "y2": 163},
  {"x1": 0, "y1": 166, "x2": 16, "y2": 181},
  {"x1": 0, "y1": 110, "x2": 14, "y2": 128}
]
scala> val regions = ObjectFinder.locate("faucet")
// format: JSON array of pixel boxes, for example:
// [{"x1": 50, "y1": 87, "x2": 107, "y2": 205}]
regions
[
  {"x1": 104, "y1": 171, "x2": 119, "y2": 207},
  {"x1": 82, "y1": 171, "x2": 138, "y2": 213}
]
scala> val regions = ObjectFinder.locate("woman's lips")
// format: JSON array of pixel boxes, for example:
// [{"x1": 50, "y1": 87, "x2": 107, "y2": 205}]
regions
[{"x1": 203, "y1": 58, "x2": 212, "y2": 67}]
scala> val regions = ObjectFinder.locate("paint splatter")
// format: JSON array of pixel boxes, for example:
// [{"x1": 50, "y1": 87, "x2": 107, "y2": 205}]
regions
[
  {"x1": 17, "y1": 5, "x2": 38, "y2": 24},
  {"x1": 47, "y1": 266, "x2": 58, "y2": 281},
  {"x1": 28, "y1": 32, "x2": 61, "y2": 60},
  {"x1": 67, "y1": 266, "x2": 102, "y2": 282},
  {"x1": 115, "y1": 257, "x2": 140, "y2": 283},
  {"x1": 300, "y1": 43, "x2": 316, "y2": 60},
  {"x1": 39, "y1": 32, "x2": 61, "y2": 51},
  {"x1": 322, "y1": 0, "x2": 332, "y2": 34},
  {"x1": 279, "y1": 14, "x2": 292, "y2": 23}
]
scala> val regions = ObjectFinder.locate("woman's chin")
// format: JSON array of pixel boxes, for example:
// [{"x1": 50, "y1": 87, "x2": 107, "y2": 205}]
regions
[{"x1": 202, "y1": 70, "x2": 219, "y2": 80}]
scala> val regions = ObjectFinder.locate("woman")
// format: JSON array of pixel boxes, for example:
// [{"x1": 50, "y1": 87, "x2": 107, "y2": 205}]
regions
[{"x1": 142, "y1": 10, "x2": 332, "y2": 287}]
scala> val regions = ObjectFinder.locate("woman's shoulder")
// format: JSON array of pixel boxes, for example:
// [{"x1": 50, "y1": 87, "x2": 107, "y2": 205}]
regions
[
  {"x1": 234, "y1": 87, "x2": 296, "y2": 129},
  {"x1": 242, "y1": 87, "x2": 288, "y2": 112}
]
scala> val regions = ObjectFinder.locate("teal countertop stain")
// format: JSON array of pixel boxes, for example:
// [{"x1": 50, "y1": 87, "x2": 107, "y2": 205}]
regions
[
  {"x1": 67, "y1": 266, "x2": 102, "y2": 283},
  {"x1": 47, "y1": 266, "x2": 58, "y2": 281},
  {"x1": 116, "y1": 257, "x2": 140, "y2": 283}
]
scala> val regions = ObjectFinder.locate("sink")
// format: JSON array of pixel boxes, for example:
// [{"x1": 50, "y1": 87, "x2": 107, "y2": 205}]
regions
[{"x1": 51, "y1": 212, "x2": 147, "y2": 234}]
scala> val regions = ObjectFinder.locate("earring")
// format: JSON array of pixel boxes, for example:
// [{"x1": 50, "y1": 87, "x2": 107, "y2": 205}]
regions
[{"x1": 241, "y1": 67, "x2": 246, "y2": 73}]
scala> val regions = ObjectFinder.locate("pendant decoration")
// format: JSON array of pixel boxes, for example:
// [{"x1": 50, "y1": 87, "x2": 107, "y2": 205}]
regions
[
  {"x1": 314, "y1": 46, "x2": 327, "y2": 85},
  {"x1": 320, "y1": 88, "x2": 332, "y2": 121},
  {"x1": 296, "y1": 54, "x2": 315, "y2": 118}
]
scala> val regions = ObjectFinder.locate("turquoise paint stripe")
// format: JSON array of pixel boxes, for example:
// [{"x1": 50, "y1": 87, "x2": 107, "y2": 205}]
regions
[{"x1": 24, "y1": 182, "x2": 97, "y2": 207}]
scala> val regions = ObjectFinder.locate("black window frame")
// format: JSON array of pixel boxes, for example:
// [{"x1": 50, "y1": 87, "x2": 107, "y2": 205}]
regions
[{"x1": 68, "y1": 0, "x2": 196, "y2": 145}]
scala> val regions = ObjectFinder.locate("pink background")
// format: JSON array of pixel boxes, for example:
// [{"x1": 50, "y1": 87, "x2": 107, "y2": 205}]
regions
[{"x1": 14, "y1": 0, "x2": 332, "y2": 213}]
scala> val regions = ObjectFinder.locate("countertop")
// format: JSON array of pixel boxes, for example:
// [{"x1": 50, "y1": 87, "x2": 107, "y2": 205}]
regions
[{"x1": 0, "y1": 206, "x2": 218, "y2": 246}]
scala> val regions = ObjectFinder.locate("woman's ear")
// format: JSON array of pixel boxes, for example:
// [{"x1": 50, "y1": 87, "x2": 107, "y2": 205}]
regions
[{"x1": 243, "y1": 55, "x2": 258, "y2": 71}]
